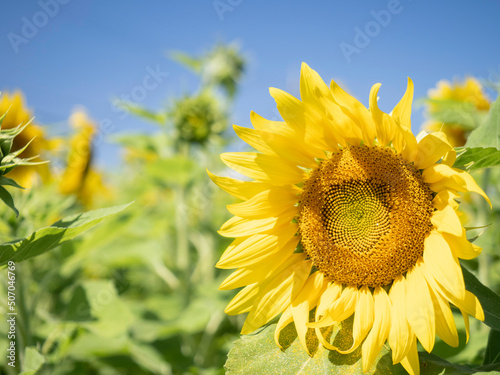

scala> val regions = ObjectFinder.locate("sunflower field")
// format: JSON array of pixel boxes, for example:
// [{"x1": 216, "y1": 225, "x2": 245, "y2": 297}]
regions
[{"x1": 1, "y1": 39, "x2": 500, "y2": 375}]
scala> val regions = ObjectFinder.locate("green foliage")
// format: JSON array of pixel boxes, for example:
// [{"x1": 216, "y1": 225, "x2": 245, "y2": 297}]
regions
[
  {"x1": 0, "y1": 203, "x2": 131, "y2": 267},
  {"x1": 454, "y1": 147, "x2": 500, "y2": 170},
  {"x1": 466, "y1": 95, "x2": 500, "y2": 148},
  {"x1": 225, "y1": 320, "x2": 404, "y2": 374},
  {"x1": 462, "y1": 266, "x2": 500, "y2": 331},
  {"x1": 19, "y1": 347, "x2": 45, "y2": 375}
]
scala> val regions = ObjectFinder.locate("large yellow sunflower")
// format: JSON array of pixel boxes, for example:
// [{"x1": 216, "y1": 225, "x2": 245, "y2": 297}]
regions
[
  {"x1": 424, "y1": 77, "x2": 490, "y2": 147},
  {"x1": 209, "y1": 64, "x2": 490, "y2": 375}
]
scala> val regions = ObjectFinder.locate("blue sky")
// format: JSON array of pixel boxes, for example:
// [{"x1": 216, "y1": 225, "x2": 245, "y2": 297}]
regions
[{"x1": 1, "y1": 0, "x2": 500, "y2": 168}]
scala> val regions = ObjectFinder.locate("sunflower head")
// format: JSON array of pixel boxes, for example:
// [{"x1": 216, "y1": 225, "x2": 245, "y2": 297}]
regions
[
  {"x1": 172, "y1": 92, "x2": 228, "y2": 145},
  {"x1": 59, "y1": 109, "x2": 110, "y2": 207},
  {"x1": 210, "y1": 63, "x2": 490, "y2": 375},
  {"x1": 424, "y1": 77, "x2": 491, "y2": 147},
  {"x1": 0, "y1": 91, "x2": 54, "y2": 187}
]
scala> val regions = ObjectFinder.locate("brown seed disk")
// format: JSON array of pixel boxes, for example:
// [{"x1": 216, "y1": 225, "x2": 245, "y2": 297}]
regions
[{"x1": 298, "y1": 145, "x2": 434, "y2": 287}]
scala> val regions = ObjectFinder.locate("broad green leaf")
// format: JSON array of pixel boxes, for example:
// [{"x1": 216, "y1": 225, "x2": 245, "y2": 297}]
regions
[
  {"x1": 462, "y1": 266, "x2": 500, "y2": 330},
  {"x1": 19, "y1": 346, "x2": 45, "y2": 375},
  {"x1": 0, "y1": 203, "x2": 132, "y2": 267},
  {"x1": 417, "y1": 353, "x2": 500, "y2": 374},
  {"x1": 225, "y1": 320, "x2": 500, "y2": 375},
  {"x1": 0, "y1": 175, "x2": 25, "y2": 189},
  {"x1": 225, "y1": 320, "x2": 404, "y2": 375},
  {"x1": 466, "y1": 95, "x2": 500, "y2": 148},
  {"x1": 0, "y1": 185, "x2": 18, "y2": 216},
  {"x1": 484, "y1": 329, "x2": 500, "y2": 365},
  {"x1": 66, "y1": 280, "x2": 134, "y2": 337},
  {"x1": 454, "y1": 147, "x2": 500, "y2": 170}
]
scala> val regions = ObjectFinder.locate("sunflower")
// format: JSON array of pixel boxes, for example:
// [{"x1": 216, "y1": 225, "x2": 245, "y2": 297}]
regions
[
  {"x1": 209, "y1": 64, "x2": 490, "y2": 375},
  {"x1": 0, "y1": 91, "x2": 54, "y2": 187},
  {"x1": 424, "y1": 77, "x2": 490, "y2": 147},
  {"x1": 59, "y1": 110, "x2": 109, "y2": 208}
]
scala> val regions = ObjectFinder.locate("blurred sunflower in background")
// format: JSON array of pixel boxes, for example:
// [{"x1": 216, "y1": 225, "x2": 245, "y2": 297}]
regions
[
  {"x1": 58, "y1": 109, "x2": 110, "y2": 208},
  {"x1": 0, "y1": 91, "x2": 55, "y2": 187},
  {"x1": 424, "y1": 77, "x2": 491, "y2": 146},
  {"x1": 210, "y1": 64, "x2": 489, "y2": 375}
]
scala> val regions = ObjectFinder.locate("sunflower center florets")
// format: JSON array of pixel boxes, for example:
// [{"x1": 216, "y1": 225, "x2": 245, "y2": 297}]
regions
[{"x1": 298, "y1": 145, "x2": 434, "y2": 287}]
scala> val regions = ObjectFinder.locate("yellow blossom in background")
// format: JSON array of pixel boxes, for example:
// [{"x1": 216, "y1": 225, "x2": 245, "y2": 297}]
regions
[
  {"x1": 210, "y1": 64, "x2": 490, "y2": 375},
  {"x1": 0, "y1": 91, "x2": 54, "y2": 187},
  {"x1": 424, "y1": 77, "x2": 491, "y2": 147},
  {"x1": 59, "y1": 110, "x2": 110, "y2": 208}
]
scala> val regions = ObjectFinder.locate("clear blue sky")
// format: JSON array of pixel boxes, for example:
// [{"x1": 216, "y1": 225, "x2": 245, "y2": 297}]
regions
[{"x1": 1, "y1": 0, "x2": 500, "y2": 168}]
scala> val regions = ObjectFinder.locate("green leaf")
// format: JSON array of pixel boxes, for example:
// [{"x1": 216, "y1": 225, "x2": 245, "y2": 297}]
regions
[
  {"x1": 417, "y1": 352, "x2": 500, "y2": 374},
  {"x1": 225, "y1": 319, "x2": 404, "y2": 374},
  {"x1": 0, "y1": 175, "x2": 25, "y2": 189},
  {"x1": 466, "y1": 95, "x2": 500, "y2": 148},
  {"x1": 169, "y1": 51, "x2": 202, "y2": 73},
  {"x1": 0, "y1": 185, "x2": 18, "y2": 216},
  {"x1": 462, "y1": 266, "x2": 500, "y2": 330},
  {"x1": 19, "y1": 346, "x2": 45, "y2": 375},
  {"x1": 484, "y1": 329, "x2": 500, "y2": 365},
  {"x1": 66, "y1": 280, "x2": 134, "y2": 336},
  {"x1": 114, "y1": 101, "x2": 167, "y2": 125},
  {"x1": 454, "y1": 147, "x2": 500, "y2": 170},
  {"x1": 0, "y1": 202, "x2": 132, "y2": 267}
]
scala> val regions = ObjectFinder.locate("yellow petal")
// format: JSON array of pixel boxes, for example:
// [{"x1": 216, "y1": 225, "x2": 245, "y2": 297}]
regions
[
  {"x1": 250, "y1": 111, "x2": 326, "y2": 159},
  {"x1": 219, "y1": 243, "x2": 298, "y2": 290},
  {"x1": 291, "y1": 272, "x2": 327, "y2": 354},
  {"x1": 330, "y1": 79, "x2": 376, "y2": 145},
  {"x1": 337, "y1": 285, "x2": 374, "y2": 354},
  {"x1": 392, "y1": 124, "x2": 418, "y2": 163},
  {"x1": 414, "y1": 131, "x2": 454, "y2": 169},
  {"x1": 221, "y1": 152, "x2": 307, "y2": 185},
  {"x1": 429, "y1": 287, "x2": 459, "y2": 347},
  {"x1": 423, "y1": 164, "x2": 491, "y2": 207},
  {"x1": 424, "y1": 266, "x2": 484, "y2": 322},
  {"x1": 392, "y1": 77, "x2": 414, "y2": 130},
  {"x1": 399, "y1": 337, "x2": 420, "y2": 375},
  {"x1": 361, "y1": 287, "x2": 391, "y2": 373},
  {"x1": 405, "y1": 260, "x2": 435, "y2": 352},
  {"x1": 225, "y1": 283, "x2": 259, "y2": 315},
  {"x1": 274, "y1": 306, "x2": 294, "y2": 348},
  {"x1": 424, "y1": 231, "x2": 465, "y2": 301},
  {"x1": 242, "y1": 258, "x2": 311, "y2": 334},
  {"x1": 269, "y1": 87, "x2": 332, "y2": 152},
  {"x1": 218, "y1": 210, "x2": 296, "y2": 237},
  {"x1": 217, "y1": 225, "x2": 298, "y2": 269},
  {"x1": 315, "y1": 282, "x2": 342, "y2": 320},
  {"x1": 388, "y1": 275, "x2": 413, "y2": 363},
  {"x1": 432, "y1": 189, "x2": 460, "y2": 210},
  {"x1": 443, "y1": 229, "x2": 481, "y2": 260},
  {"x1": 227, "y1": 188, "x2": 299, "y2": 219},
  {"x1": 207, "y1": 170, "x2": 271, "y2": 200},
  {"x1": 369, "y1": 83, "x2": 397, "y2": 146},
  {"x1": 233, "y1": 125, "x2": 319, "y2": 169},
  {"x1": 308, "y1": 285, "x2": 358, "y2": 328},
  {"x1": 462, "y1": 309, "x2": 470, "y2": 343},
  {"x1": 431, "y1": 205, "x2": 463, "y2": 237}
]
